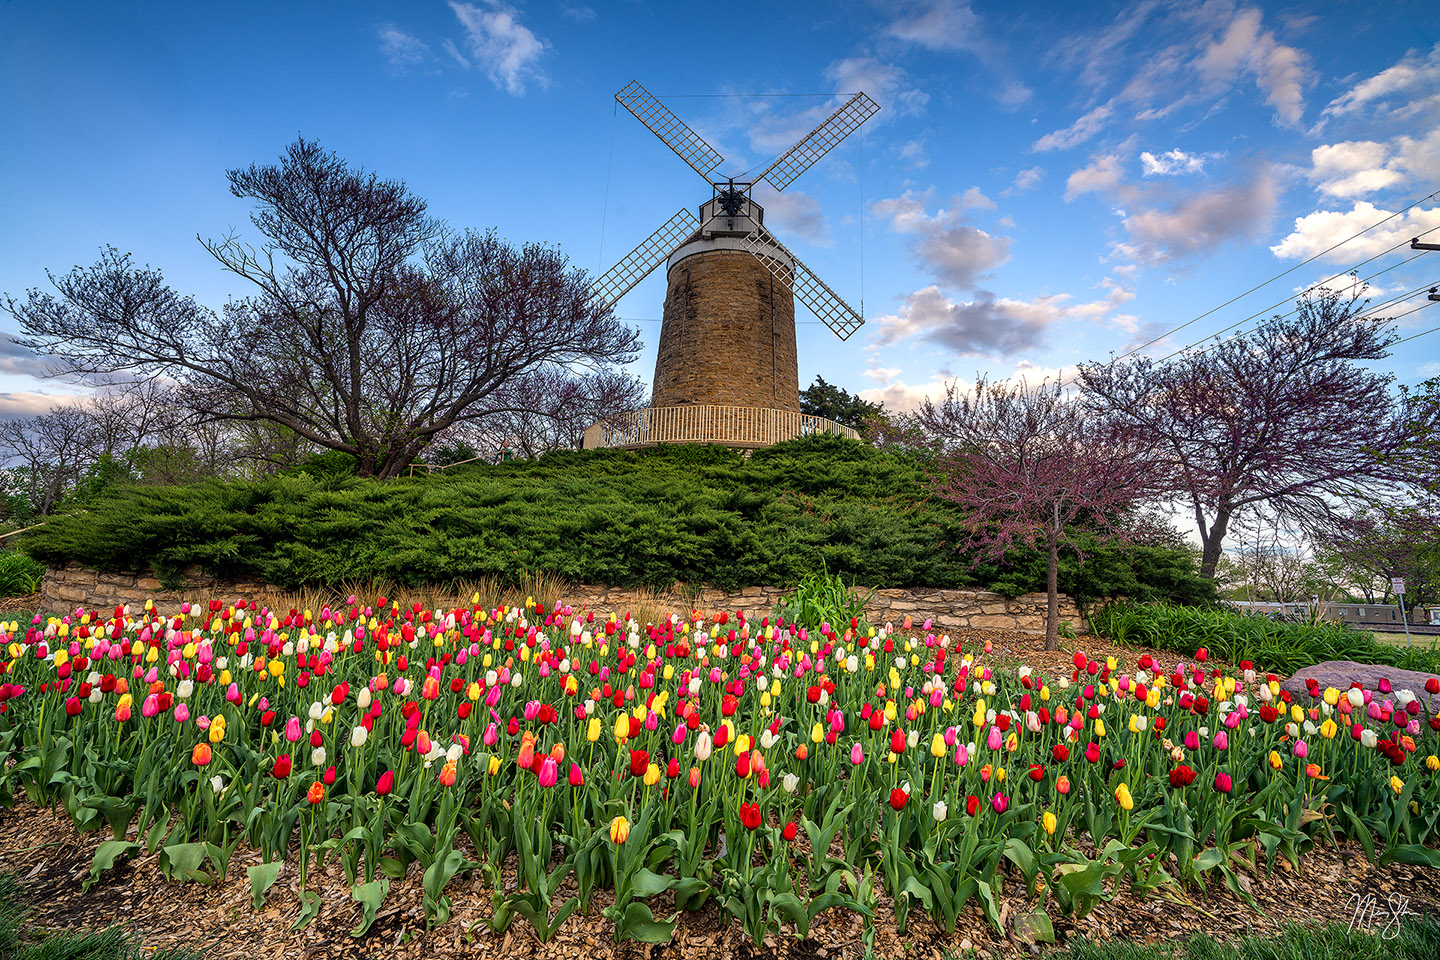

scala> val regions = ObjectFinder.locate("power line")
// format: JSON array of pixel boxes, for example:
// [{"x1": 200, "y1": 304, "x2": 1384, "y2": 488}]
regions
[
  {"x1": 1387, "y1": 301, "x2": 1440, "y2": 346},
  {"x1": 1113, "y1": 188, "x2": 1440, "y2": 362},
  {"x1": 1152, "y1": 257, "x2": 1440, "y2": 363}
]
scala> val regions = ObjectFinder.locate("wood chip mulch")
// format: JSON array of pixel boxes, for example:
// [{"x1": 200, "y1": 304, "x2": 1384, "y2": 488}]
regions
[{"x1": 2, "y1": 795, "x2": 1435, "y2": 960}]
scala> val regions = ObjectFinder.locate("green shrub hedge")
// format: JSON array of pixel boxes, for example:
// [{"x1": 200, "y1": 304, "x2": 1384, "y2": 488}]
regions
[
  {"x1": 1091, "y1": 600, "x2": 1440, "y2": 674},
  {"x1": 22, "y1": 435, "x2": 1215, "y2": 601}
]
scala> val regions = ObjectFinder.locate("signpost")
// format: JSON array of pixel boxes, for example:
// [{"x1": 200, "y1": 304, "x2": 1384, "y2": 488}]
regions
[{"x1": 1393, "y1": 578, "x2": 1411, "y2": 646}]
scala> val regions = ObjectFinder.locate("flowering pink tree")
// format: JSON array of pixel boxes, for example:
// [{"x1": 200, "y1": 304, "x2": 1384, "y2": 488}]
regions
[{"x1": 919, "y1": 377, "x2": 1167, "y2": 651}]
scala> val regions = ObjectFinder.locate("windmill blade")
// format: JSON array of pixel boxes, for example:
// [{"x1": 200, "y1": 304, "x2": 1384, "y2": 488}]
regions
[
  {"x1": 755, "y1": 92, "x2": 880, "y2": 192},
  {"x1": 616, "y1": 81, "x2": 725, "y2": 182},
  {"x1": 592, "y1": 207, "x2": 700, "y2": 309},
  {"x1": 741, "y1": 229, "x2": 865, "y2": 341}
]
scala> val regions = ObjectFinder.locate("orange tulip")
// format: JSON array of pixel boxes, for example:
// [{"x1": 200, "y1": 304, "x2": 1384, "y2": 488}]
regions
[
  {"x1": 191, "y1": 743, "x2": 212, "y2": 766},
  {"x1": 439, "y1": 760, "x2": 457, "y2": 786},
  {"x1": 307, "y1": 781, "x2": 325, "y2": 804}
]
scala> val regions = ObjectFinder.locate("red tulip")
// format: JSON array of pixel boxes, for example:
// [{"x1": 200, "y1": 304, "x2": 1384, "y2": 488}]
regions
[
  {"x1": 740, "y1": 802, "x2": 762, "y2": 830},
  {"x1": 889, "y1": 787, "x2": 908, "y2": 810},
  {"x1": 376, "y1": 770, "x2": 395, "y2": 795},
  {"x1": 782, "y1": 821, "x2": 798, "y2": 841},
  {"x1": 966, "y1": 795, "x2": 980, "y2": 816},
  {"x1": 272, "y1": 755, "x2": 292, "y2": 778},
  {"x1": 1051, "y1": 744, "x2": 1068, "y2": 762}
]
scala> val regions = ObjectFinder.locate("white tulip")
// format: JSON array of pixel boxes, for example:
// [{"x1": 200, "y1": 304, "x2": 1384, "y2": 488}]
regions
[{"x1": 349, "y1": 725, "x2": 368, "y2": 748}]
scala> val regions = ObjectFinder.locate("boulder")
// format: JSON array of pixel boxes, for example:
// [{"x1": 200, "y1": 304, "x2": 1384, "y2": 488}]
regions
[{"x1": 1279, "y1": 660, "x2": 1440, "y2": 716}]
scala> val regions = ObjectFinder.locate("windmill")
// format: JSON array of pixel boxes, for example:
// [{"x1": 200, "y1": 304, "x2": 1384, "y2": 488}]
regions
[{"x1": 586, "y1": 81, "x2": 879, "y2": 447}]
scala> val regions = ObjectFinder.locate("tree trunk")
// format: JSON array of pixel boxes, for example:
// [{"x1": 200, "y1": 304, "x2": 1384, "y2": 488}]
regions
[
  {"x1": 1046, "y1": 530, "x2": 1060, "y2": 653},
  {"x1": 1198, "y1": 506, "x2": 1234, "y2": 579}
]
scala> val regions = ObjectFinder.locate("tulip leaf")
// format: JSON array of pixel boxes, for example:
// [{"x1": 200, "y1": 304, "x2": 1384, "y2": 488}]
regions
[
  {"x1": 292, "y1": 889, "x2": 323, "y2": 931},
  {"x1": 629, "y1": 867, "x2": 674, "y2": 898},
  {"x1": 1015, "y1": 908, "x2": 1055, "y2": 944},
  {"x1": 618, "y1": 902, "x2": 677, "y2": 943},
  {"x1": 84, "y1": 841, "x2": 138, "y2": 893},
  {"x1": 247, "y1": 860, "x2": 284, "y2": 910},
  {"x1": 1378, "y1": 843, "x2": 1440, "y2": 869},
  {"x1": 350, "y1": 878, "x2": 390, "y2": 937},
  {"x1": 159, "y1": 842, "x2": 213, "y2": 884}
]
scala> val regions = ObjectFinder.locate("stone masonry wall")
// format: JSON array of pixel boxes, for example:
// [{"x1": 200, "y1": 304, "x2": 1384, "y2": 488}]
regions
[
  {"x1": 653, "y1": 248, "x2": 800, "y2": 412},
  {"x1": 40, "y1": 563, "x2": 1086, "y2": 634}
]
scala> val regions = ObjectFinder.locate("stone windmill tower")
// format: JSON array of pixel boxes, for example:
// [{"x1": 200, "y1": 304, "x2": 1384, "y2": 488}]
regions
[{"x1": 582, "y1": 82, "x2": 879, "y2": 450}]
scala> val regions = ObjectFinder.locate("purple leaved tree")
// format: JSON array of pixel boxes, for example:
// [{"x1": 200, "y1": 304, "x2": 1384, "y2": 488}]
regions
[
  {"x1": 918, "y1": 377, "x2": 1167, "y2": 651},
  {"x1": 1078, "y1": 289, "x2": 1433, "y2": 579}
]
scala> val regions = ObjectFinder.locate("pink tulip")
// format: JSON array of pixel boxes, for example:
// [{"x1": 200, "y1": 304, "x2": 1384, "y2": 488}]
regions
[
  {"x1": 987, "y1": 726, "x2": 1003, "y2": 751},
  {"x1": 1184, "y1": 730, "x2": 1199, "y2": 750},
  {"x1": 672, "y1": 723, "x2": 687, "y2": 745},
  {"x1": 538, "y1": 756, "x2": 558, "y2": 788},
  {"x1": 483, "y1": 722, "x2": 498, "y2": 746},
  {"x1": 954, "y1": 743, "x2": 969, "y2": 767},
  {"x1": 851, "y1": 743, "x2": 864, "y2": 765},
  {"x1": 285, "y1": 717, "x2": 302, "y2": 742},
  {"x1": 141, "y1": 694, "x2": 159, "y2": 718},
  {"x1": 568, "y1": 762, "x2": 585, "y2": 786},
  {"x1": 991, "y1": 792, "x2": 1008, "y2": 813},
  {"x1": 173, "y1": 704, "x2": 189, "y2": 724},
  {"x1": 1213, "y1": 731, "x2": 1228, "y2": 751},
  {"x1": 1293, "y1": 739, "x2": 1308, "y2": 758}
]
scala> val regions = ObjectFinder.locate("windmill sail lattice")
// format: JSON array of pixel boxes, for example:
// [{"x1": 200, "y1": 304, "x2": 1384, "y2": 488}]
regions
[
  {"x1": 616, "y1": 81, "x2": 725, "y2": 182},
  {"x1": 755, "y1": 92, "x2": 880, "y2": 192},
  {"x1": 741, "y1": 228, "x2": 864, "y2": 340},
  {"x1": 592, "y1": 208, "x2": 699, "y2": 308}
]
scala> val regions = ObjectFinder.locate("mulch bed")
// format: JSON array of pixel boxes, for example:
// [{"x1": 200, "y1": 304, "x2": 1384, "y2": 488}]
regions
[{"x1": 1, "y1": 797, "x2": 1436, "y2": 960}]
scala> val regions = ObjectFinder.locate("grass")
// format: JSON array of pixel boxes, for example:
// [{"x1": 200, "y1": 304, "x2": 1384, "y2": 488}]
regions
[
  {"x1": 0, "y1": 551, "x2": 44, "y2": 598},
  {"x1": 0, "y1": 871, "x2": 204, "y2": 960},
  {"x1": 1033, "y1": 920, "x2": 1440, "y2": 960}
]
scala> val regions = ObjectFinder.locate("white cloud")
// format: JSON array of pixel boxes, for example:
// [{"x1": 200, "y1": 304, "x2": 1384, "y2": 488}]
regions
[
  {"x1": 859, "y1": 377, "x2": 955, "y2": 413},
  {"x1": 0, "y1": 391, "x2": 86, "y2": 420},
  {"x1": 377, "y1": 25, "x2": 430, "y2": 74},
  {"x1": 872, "y1": 285, "x2": 1066, "y2": 356},
  {"x1": 449, "y1": 0, "x2": 549, "y2": 96},
  {"x1": 874, "y1": 190, "x2": 1012, "y2": 289},
  {"x1": 752, "y1": 185, "x2": 830, "y2": 246},
  {"x1": 1117, "y1": 169, "x2": 1277, "y2": 262},
  {"x1": 1308, "y1": 140, "x2": 1404, "y2": 198},
  {"x1": 887, "y1": 0, "x2": 985, "y2": 53},
  {"x1": 1324, "y1": 44, "x2": 1440, "y2": 121},
  {"x1": 959, "y1": 186, "x2": 996, "y2": 210},
  {"x1": 1197, "y1": 7, "x2": 1309, "y2": 127},
  {"x1": 1009, "y1": 166, "x2": 1044, "y2": 193},
  {"x1": 899, "y1": 139, "x2": 929, "y2": 170},
  {"x1": 560, "y1": 4, "x2": 596, "y2": 21},
  {"x1": 1270, "y1": 202, "x2": 1440, "y2": 262},
  {"x1": 863, "y1": 366, "x2": 902, "y2": 383},
  {"x1": 1393, "y1": 125, "x2": 1440, "y2": 186},
  {"x1": 824, "y1": 58, "x2": 929, "y2": 119},
  {"x1": 1140, "y1": 148, "x2": 1217, "y2": 176},
  {"x1": 1033, "y1": 103, "x2": 1114, "y2": 152},
  {"x1": 1065, "y1": 154, "x2": 1124, "y2": 200}
]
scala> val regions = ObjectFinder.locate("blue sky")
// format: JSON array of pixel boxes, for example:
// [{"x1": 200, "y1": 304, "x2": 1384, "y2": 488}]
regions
[{"x1": 1, "y1": 0, "x2": 1437, "y2": 418}]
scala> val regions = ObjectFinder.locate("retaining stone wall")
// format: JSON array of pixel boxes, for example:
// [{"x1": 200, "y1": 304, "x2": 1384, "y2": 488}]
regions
[{"x1": 40, "y1": 563, "x2": 1086, "y2": 635}]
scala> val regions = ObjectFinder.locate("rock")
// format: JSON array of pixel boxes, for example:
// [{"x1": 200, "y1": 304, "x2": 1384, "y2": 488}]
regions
[{"x1": 1279, "y1": 660, "x2": 1440, "y2": 715}]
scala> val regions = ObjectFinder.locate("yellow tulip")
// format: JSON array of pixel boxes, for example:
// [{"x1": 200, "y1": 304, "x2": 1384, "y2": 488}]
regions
[
  {"x1": 613, "y1": 715, "x2": 629, "y2": 741},
  {"x1": 930, "y1": 733, "x2": 946, "y2": 758},
  {"x1": 610, "y1": 816, "x2": 630, "y2": 844},
  {"x1": 1268, "y1": 751, "x2": 1282, "y2": 770},
  {"x1": 1390, "y1": 775, "x2": 1404, "y2": 795},
  {"x1": 1426, "y1": 755, "x2": 1440, "y2": 772},
  {"x1": 487, "y1": 756, "x2": 502, "y2": 775},
  {"x1": 1115, "y1": 783, "x2": 1133, "y2": 810},
  {"x1": 1042, "y1": 811, "x2": 1057, "y2": 835},
  {"x1": 644, "y1": 763, "x2": 661, "y2": 786}
]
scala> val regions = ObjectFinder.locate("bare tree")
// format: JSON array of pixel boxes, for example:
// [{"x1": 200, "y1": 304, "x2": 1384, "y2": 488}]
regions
[
  {"x1": 1079, "y1": 290, "x2": 1432, "y2": 579},
  {"x1": 6, "y1": 139, "x2": 640, "y2": 478},
  {"x1": 0, "y1": 405, "x2": 99, "y2": 517},
  {"x1": 919, "y1": 377, "x2": 1168, "y2": 651}
]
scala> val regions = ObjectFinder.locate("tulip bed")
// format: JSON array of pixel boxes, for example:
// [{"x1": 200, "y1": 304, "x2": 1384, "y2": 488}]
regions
[{"x1": 1, "y1": 595, "x2": 1438, "y2": 948}]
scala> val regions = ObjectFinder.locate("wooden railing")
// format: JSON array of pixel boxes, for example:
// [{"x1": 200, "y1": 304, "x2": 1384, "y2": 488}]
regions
[{"x1": 581, "y1": 404, "x2": 859, "y2": 450}]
